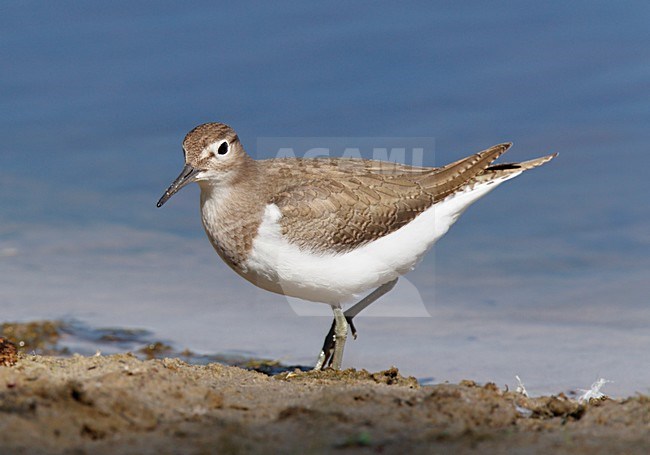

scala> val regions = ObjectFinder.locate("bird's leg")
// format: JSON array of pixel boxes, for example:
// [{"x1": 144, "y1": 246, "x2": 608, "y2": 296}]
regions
[
  {"x1": 330, "y1": 306, "x2": 348, "y2": 370},
  {"x1": 314, "y1": 278, "x2": 399, "y2": 370},
  {"x1": 314, "y1": 307, "x2": 350, "y2": 370},
  {"x1": 314, "y1": 319, "x2": 336, "y2": 370},
  {"x1": 343, "y1": 277, "x2": 398, "y2": 325}
]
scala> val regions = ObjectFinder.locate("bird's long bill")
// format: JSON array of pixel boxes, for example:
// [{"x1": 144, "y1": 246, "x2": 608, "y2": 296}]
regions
[{"x1": 156, "y1": 164, "x2": 200, "y2": 207}]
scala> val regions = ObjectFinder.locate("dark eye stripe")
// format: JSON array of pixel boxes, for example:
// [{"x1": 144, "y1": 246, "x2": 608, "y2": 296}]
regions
[{"x1": 217, "y1": 142, "x2": 229, "y2": 155}]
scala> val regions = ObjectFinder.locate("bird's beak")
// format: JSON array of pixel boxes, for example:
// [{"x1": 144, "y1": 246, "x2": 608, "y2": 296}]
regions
[{"x1": 157, "y1": 164, "x2": 200, "y2": 207}]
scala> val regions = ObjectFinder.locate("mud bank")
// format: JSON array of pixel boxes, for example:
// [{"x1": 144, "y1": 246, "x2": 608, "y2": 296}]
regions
[{"x1": 0, "y1": 353, "x2": 649, "y2": 454}]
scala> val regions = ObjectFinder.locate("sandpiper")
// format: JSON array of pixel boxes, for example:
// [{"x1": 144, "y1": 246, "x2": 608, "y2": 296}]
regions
[{"x1": 157, "y1": 122, "x2": 556, "y2": 370}]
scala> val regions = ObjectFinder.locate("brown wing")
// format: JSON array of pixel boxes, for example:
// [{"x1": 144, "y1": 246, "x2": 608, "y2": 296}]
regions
[{"x1": 266, "y1": 143, "x2": 512, "y2": 254}]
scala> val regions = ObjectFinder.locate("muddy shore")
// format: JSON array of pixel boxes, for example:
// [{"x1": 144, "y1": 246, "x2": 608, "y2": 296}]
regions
[{"x1": 1, "y1": 349, "x2": 649, "y2": 454}]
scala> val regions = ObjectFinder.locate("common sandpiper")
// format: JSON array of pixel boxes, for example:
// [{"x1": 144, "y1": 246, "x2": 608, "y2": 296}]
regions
[{"x1": 157, "y1": 122, "x2": 556, "y2": 370}]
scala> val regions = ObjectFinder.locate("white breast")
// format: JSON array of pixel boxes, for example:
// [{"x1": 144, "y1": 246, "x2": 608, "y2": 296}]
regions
[{"x1": 244, "y1": 174, "x2": 520, "y2": 305}]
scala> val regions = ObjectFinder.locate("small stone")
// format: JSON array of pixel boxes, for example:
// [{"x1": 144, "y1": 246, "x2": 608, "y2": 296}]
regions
[{"x1": 0, "y1": 337, "x2": 18, "y2": 367}]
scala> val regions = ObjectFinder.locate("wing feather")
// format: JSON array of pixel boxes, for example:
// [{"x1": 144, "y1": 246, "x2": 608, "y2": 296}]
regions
[{"x1": 262, "y1": 143, "x2": 553, "y2": 253}]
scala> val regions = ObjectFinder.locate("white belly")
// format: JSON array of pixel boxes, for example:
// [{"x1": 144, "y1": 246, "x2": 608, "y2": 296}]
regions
[{"x1": 244, "y1": 175, "x2": 519, "y2": 305}]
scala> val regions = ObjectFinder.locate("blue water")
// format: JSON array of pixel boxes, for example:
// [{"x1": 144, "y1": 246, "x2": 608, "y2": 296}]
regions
[{"x1": 1, "y1": 1, "x2": 649, "y2": 396}]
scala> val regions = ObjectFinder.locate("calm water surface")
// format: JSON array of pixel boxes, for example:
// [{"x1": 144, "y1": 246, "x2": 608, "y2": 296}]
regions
[{"x1": 1, "y1": 1, "x2": 649, "y2": 396}]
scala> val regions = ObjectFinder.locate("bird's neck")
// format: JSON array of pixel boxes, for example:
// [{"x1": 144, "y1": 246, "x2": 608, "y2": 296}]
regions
[{"x1": 198, "y1": 162, "x2": 267, "y2": 270}]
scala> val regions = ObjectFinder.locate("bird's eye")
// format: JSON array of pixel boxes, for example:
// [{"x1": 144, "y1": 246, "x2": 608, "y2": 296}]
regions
[{"x1": 217, "y1": 141, "x2": 229, "y2": 155}]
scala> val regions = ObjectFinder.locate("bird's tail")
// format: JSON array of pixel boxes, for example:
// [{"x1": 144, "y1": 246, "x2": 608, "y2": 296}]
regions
[
  {"x1": 487, "y1": 152, "x2": 557, "y2": 171},
  {"x1": 514, "y1": 153, "x2": 558, "y2": 170},
  {"x1": 478, "y1": 152, "x2": 558, "y2": 182}
]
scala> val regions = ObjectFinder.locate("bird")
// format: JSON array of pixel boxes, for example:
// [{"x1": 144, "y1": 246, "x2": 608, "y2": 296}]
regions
[{"x1": 157, "y1": 122, "x2": 556, "y2": 370}]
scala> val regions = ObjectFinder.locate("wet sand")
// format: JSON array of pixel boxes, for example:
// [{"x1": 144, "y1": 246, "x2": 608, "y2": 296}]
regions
[{"x1": 1, "y1": 349, "x2": 649, "y2": 454}]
